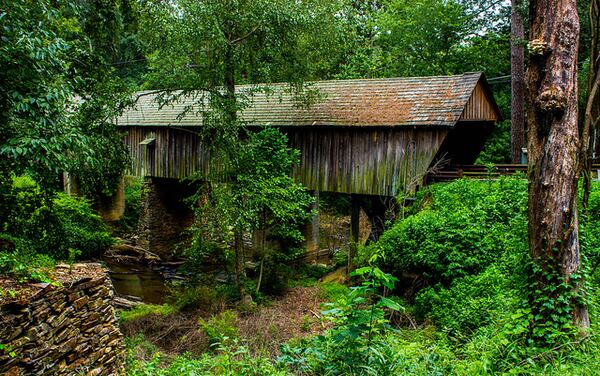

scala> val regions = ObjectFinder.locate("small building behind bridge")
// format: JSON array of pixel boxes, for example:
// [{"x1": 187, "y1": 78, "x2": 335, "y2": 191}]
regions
[{"x1": 116, "y1": 72, "x2": 502, "y2": 257}]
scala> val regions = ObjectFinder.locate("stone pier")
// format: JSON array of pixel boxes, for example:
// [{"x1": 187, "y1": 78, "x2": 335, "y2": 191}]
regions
[{"x1": 137, "y1": 177, "x2": 196, "y2": 258}]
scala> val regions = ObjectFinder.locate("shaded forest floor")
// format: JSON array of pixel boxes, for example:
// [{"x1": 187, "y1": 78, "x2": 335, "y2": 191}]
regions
[{"x1": 122, "y1": 284, "x2": 334, "y2": 361}]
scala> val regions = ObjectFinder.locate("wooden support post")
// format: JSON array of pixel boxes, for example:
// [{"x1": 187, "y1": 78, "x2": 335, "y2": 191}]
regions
[
  {"x1": 62, "y1": 172, "x2": 82, "y2": 197},
  {"x1": 304, "y1": 190, "x2": 320, "y2": 261},
  {"x1": 351, "y1": 195, "x2": 360, "y2": 244},
  {"x1": 349, "y1": 194, "x2": 361, "y2": 272}
]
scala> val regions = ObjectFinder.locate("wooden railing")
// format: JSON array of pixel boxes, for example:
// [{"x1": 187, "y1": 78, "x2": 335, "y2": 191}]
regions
[{"x1": 427, "y1": 164, "x2": 600, "y2": 183}]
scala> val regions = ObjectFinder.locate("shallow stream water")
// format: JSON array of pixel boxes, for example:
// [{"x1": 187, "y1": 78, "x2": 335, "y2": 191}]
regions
[{"x1": 105, "y1": 261, "x2": 171, "y2": 304}]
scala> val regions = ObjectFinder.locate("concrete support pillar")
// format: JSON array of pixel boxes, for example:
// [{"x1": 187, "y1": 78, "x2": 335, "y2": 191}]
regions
[
  {"x1": 62, "y1": 172, "x2": 82, "y2": 197},
  {"x1": 64, "y1": 172, "x2": 125, "y2": 222},
  {"x1": 304, "y1": 190, "x2": 320, "y2": 261},
  {"x1": 98, "y1": 177, "x2": 125, "y2": 222},
  {"x1": 137, "y1": 177, "x2": 195, "y2": 258}
]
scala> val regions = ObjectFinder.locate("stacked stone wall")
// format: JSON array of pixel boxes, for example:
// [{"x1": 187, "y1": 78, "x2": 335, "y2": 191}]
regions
[
  {"x1": 0, "y1": 264, "x2": 125, "y2": 375},
  {"x1": 137, "y1": 177, "x2": 195, "y2": 257}
]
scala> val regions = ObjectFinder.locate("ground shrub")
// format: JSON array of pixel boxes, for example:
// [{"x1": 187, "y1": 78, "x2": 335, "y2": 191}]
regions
[
  {"x1": 280, "y1": 266, "x2": 407, "y2": 375},
  {"x1": 120, "y1": 304, "x2": 176, "y2": 323},
  {"x1": 168, "y1": 284, "x2": 220, "y2": 311},
  {"x1": 0, "y1": 240, "x2": 56, "y2": 283},
  {"x1": 356, "y1": 177, "x2": 530, "y2": 342},
  {"x1": 364, "y1": 177, "x2": 528, "y2": 286},
  {"x1": 52, "y1": 192, "x2": 114, "y2": 258},
  {"x1": 199, "y1": 310, "x2": 239, "y2": 347},
  {"x1": 414, "y1": 264, "x2": 520, "y2": 340},
  {"x1": 280, "y1": 330, "x2": 455, "y2": 376},
  {"x1": 287, "y1": 263, "x2": 334, "y2": 288},
  {"x1": 126, "y1": 343, "x2": 288, "y2": 376},
  {"x1": 320, "y1": 282, "x2": 350, "y2": 301},
  {"x1": 582, "y1": 183, "x2": 600, "y2": 266},
  {"x1": 2, "y1": 175, "x2": 113, "y2": 260}
]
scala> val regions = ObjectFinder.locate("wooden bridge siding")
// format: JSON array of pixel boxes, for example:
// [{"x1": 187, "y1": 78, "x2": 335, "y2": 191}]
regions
[
  {"x1": 459, "y1": 81, "x2": 498, "y2": 121},
  {"x1": 123, "y1": 126, "x2": 447, "y2": 196},
  {"x1": 123, "y1": 127, "x2": 213, "y2": 178},
  {"x1": 285, "y1": 127, "x2": 447, "y2": 196}
]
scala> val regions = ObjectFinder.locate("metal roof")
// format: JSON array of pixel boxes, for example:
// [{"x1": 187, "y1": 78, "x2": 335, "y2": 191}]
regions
[{"x1": 116, "y1": 72, "x2": 498, "y2": 128}]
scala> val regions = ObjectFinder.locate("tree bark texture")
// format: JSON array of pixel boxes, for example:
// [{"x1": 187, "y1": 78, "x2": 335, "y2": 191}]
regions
[
  {"x1": 511, "y1": 0, "x2": 526, "y2": 163},
  {"x1": 526, "y1": 0, "x2": 589, "y2": 327}
]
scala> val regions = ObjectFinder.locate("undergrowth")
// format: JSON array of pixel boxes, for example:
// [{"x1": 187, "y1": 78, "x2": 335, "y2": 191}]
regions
[
  {"x1": 120, "y1": 304, "x2": 176, "y2": 323},
  {"x1": 124, "y1": 178, "x2": 600, "y2": 375},
  {"x1": 1, "y1": 175, "x2": 113, "y2": 263}
]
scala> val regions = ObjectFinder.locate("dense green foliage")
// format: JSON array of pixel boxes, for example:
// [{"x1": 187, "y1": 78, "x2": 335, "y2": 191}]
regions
[
  {"x1": 0, "y1": 247, "x2": 56, "y2": 284},
  {"x1": 126, "y1": 179, "x2": 600, "y2": 375},
  {"x1": 368, "y1": 177, "x2": 528, "y2": 285},
  {"x1": 0, "y1": 0, "x2": 132, "y2": 194},
  {"x1": 5, "y1": 0, "x2": 600, "y2": 374},
  {"x1": 0, "y1": 0, "x2": 132, "y2": 277},
  {"x1": 280, "y1": 266, "x2": 403, "y2": 374},
  {"x1": 362, "y1": 178, "x2": 600, "y2": 357},
  {"x1": 188, "y1": 128, "x2": 314, "y2": 296},
  {"x1": 2, "y1": 175, "x2": 113, "y2": 261},
  {"x1": 126, "y1": 340, "x2": 288, "y2": 376},
  {"x1": 120, "y1": 304, "x2": 175, "y2": 324},
  {"x1": 115, "y1": 176, "x2": 143, "y2": 235}
]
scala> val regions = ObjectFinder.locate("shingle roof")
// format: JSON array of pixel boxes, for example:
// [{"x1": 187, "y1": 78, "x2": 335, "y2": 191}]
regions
[{"x1": 116, "y1": 72, "x2": 496, "y2": 128}]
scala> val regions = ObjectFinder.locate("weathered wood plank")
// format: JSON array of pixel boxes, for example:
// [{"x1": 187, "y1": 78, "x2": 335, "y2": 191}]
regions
[{"x1": 123, "y1": 126, "x2": 449, "y2": 196}]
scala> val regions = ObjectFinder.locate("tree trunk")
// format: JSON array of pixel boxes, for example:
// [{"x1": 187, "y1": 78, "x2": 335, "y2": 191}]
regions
[
  {"x1": 234, "y1": 229, "x2": 245, "y2": 287},
  {"x1": 511, "y1": 0, "x2": 526, "y2": 163},
  {"x1": 526, "y1": 0, "x2": 589, "y2": 328}
]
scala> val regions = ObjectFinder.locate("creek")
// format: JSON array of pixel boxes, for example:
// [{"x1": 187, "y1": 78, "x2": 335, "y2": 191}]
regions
[{"x1": 104, "y1": 260, "x2": 175, "y2": 304}]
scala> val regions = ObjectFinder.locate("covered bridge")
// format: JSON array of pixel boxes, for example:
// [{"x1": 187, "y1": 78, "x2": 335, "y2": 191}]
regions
[
  {"x1": 117, "y1": 72, "x2": 501, "y2": 197},
  {"x1": 116, "y1": 72, "x2": 501, "y2": 256}
]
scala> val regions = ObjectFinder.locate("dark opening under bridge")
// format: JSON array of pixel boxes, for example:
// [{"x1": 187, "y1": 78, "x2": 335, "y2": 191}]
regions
[{"x1": 116, "y1": 73, "x2": 502, "y2": 257}]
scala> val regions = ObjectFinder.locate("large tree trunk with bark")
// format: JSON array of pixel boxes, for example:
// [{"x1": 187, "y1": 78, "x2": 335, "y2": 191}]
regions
[
  {"x1": 511, "y1": 0, "x2": 526, "y2": 163},
  {"x1": 526, "y1": 0, "x2": 589, "y2": 328}
]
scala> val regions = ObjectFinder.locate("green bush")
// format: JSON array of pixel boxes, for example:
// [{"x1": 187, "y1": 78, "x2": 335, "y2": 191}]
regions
[
  {"x1": 280, "y1": 266, "x2": 406, "y2": 375},
  {"x1": 364, "y1": 177, "x2": 528, "y2": 285},
  {"x1": 0, "y1": 239, "x2": 56, "y2": 283},
  {"x1": 280, "y1": 329, "x2": 455, "y2": 376},
  {"x1": 119, "y1": 304, "x2": 175, "y2": 323},
  {"x1": 582, "y1": 182, "x2": 600, "y2": 265},
  {"x1": 320, "y1": 282, "x2": 350, "y2": 302},
  {"x1": 168, "y1": 284, "x2": 219, "y2": 311},
  {"x1": 126, "y1": 343, "x2": 288, "y2": 376},
  {"x1": 2, "y1": 175, "x2": 113, "y2": 261},
  {"x1": 199, "y1": 310, "x2": 239, "y2": 348},
  {"x1": 414, "y1": 264, "x2": 520, "y2": 340},
  {"x1": 357, "y1": 177, "x2": 531, "y2": 342},
  {"x1": 52, "y1": 192, "x2": 114, "y2": 258}
]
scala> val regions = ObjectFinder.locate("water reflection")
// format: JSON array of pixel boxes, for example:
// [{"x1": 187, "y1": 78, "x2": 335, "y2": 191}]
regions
[{"x1": 106, "y1": 262, "x2": 169, "y2": 304}]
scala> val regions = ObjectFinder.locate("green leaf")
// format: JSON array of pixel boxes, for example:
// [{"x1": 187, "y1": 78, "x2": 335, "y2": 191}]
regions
[{"x1": 378, "y1": 297, "x2": 403, "y2": 311}]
